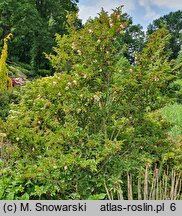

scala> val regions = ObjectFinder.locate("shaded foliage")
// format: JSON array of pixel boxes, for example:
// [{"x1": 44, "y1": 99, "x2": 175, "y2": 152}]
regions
[
  {"x1": 0, "y1": 89, "x2": 20, "y2": 120},
  {"x1": 0, "y1": 0, "x2": 80, "y2": 70},
  {"x1": 119, "y1": 13, "x2": 145, "y2": 64}
]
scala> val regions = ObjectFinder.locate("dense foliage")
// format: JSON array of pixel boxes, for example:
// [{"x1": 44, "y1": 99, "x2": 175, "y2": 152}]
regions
[
  {"x1": 0, "y1": 89, "x2": 19, "y2": 120},
  {"x1": 147, "y1": 10, "x2": 182, "y2": 59},
  {"x1": 0, "y1": 7, "x2": 181, "y2": 200},
  {"x1": 0, "y1": 0, "x2": 79, "y2": 70}
]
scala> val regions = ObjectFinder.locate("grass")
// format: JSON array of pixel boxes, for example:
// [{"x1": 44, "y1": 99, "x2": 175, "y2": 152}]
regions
[{"x1": 161, "y1": 103, "x2": 182, "y2": 138}]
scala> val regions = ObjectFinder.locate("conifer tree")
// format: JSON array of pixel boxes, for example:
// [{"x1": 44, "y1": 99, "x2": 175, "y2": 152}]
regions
[{"x1": 0, "y1": 34, "x2": 12, "y2": 92}]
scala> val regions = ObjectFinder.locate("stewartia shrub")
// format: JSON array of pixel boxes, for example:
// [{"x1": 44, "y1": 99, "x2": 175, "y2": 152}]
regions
[{"x1": 0, "y1": 7, "x2": 178, "y2": 199}]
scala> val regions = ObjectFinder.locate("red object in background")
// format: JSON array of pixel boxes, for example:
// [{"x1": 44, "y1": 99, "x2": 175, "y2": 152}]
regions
[{"x1": 12, "y1": 78, "x2": 24, "y2": 86}]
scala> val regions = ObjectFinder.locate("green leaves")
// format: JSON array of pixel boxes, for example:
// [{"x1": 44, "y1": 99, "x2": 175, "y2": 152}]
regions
[
  {"x1": 0, "y1": 0, "x2": 79, "y2": 70},
  {"x1": 87, "y1": 193, "x2": 106, "y2": 200},
  {"x1": 0, "y1": 7, "x2": 179, "y2": 200}
]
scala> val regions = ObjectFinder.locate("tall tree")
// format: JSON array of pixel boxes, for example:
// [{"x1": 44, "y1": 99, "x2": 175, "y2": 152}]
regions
[
  {"x1": 120, "y1": 13, "x2": 145, "y2": 64},
  {"x1": 147, "y1": 10, "x2": 182, "y2": 59},
  {"x1": 0, "y1": 0, "x2": 79, "y2": 70}
]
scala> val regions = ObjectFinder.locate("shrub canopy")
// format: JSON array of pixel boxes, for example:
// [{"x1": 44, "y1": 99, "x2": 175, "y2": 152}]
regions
[{"x1": 0, "y1": 8, "x2": 178, "y2": 199}]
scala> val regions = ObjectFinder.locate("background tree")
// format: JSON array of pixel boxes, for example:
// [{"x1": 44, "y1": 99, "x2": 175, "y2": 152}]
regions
[
  {"x1": 119, "y1": 13, "x2": 145, "y2": 64},
  {"x1": 147, "y1": 10, "x2": 182, "y2": 59},
  {"x1": 0, "y1": 34, "x2": 12, "y2": 92},
  {"x1": 0, "y1": 0, "x2": 79, "y2": 71}
]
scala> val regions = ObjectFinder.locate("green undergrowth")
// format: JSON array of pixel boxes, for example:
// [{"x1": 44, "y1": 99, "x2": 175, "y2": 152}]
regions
[{"x1": 161, "y1": 103, "x2": 182, "y2": 138}]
